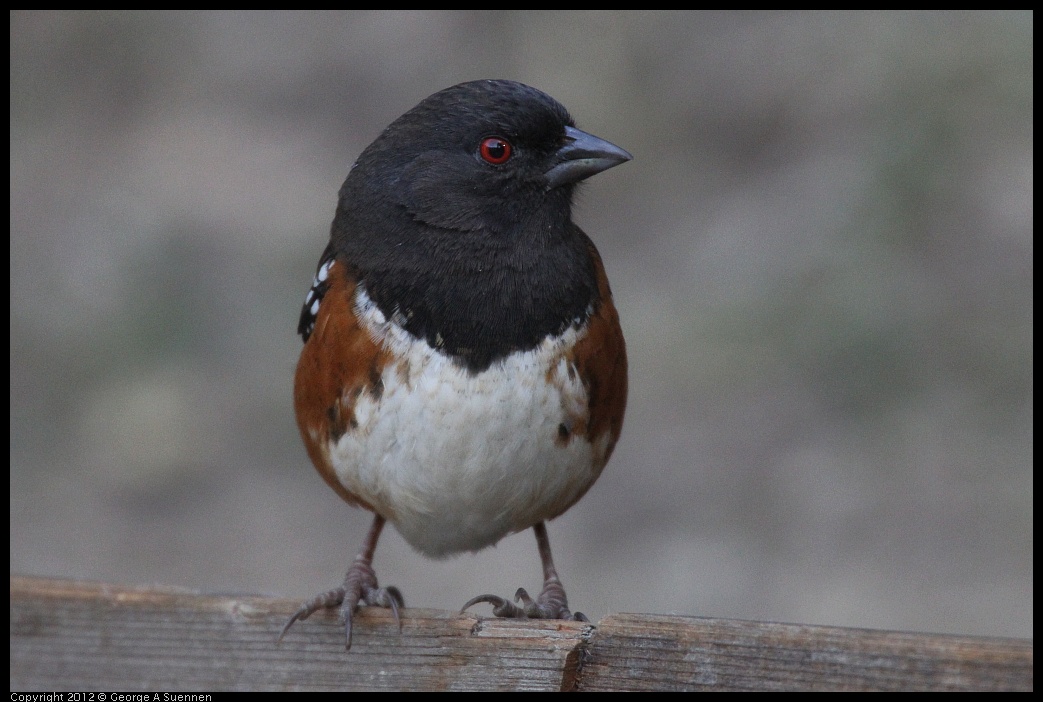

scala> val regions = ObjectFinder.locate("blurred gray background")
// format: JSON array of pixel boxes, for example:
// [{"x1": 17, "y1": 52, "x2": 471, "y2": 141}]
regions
[{"x1": 10, "y1": 11, "x2": 1032, "y2": 639}]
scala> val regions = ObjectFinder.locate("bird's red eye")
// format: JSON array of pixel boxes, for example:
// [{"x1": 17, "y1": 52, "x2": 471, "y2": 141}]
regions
[{"x1": 479, "y1": 136, "x2": 512, "y2": 165}]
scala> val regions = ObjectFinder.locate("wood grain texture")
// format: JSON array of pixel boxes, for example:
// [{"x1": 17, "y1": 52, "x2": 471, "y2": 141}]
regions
[
  {"x1": 578, "y1": 613, "x2": 1033, "y2": 691},
  {"x1": 10, "y1": 576, "x2": 1032, "y2": 691},
  {"x1": 9, "y1": 576, "x2": 589, "y2": 692}
]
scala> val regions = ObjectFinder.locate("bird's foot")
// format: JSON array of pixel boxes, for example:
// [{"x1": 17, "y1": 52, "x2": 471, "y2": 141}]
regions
[
  {"x1": 461, "y1": 576, "x2": 588, "y2": 621},
  {"x1": 279, "y1": 558, "x2": 403, "y2": 649}
]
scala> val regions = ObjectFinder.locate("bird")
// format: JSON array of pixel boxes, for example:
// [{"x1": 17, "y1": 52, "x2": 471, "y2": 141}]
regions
[{"x1": 280, "y1": 79, "x2": 630, "y2": 649}]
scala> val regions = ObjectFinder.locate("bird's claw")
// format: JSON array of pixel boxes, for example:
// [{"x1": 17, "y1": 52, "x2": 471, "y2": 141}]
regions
[
  {"x1": 279, "y1": 559, "x2": 403, "y2": 649},
  {"x1": 461, "y1": 581, "x2": 587, "y2": 621},
  {"x1": 461, "y1": 592, "x2": 526, "y2": 618}
]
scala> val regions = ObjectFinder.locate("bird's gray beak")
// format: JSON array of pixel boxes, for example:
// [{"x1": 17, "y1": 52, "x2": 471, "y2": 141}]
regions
[{"x1": 545, "y1": 125, "x2": 632, "y2": 190}]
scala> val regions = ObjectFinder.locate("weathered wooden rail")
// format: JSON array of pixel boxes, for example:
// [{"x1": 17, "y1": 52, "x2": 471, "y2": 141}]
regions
[{"x1": 9, "y1": 576, "x2": 1032, "y2": 691}]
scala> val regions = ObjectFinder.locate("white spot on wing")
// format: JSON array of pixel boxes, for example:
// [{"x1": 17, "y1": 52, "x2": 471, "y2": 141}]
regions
[{"x1": 317, "y1": 259, "x2": 333, "y2": 282}]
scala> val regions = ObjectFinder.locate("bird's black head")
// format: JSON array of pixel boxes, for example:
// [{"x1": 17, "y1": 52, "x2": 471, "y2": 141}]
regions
[{"x1": 331, "y1": 80, "x2": 631, "y2": 371}]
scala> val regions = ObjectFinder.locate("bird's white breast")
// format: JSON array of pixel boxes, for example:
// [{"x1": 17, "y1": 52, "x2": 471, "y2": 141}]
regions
[{"x1": 326, "y1": 287, "x2": 602, "y2": 557}]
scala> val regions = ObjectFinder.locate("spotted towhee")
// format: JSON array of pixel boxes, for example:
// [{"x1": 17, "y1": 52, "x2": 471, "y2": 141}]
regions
[{"x1": 281, "y1": 80, "x2": 630, "y2": 649}]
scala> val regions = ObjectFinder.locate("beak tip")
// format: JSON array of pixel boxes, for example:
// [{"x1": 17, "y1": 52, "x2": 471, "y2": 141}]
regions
[{"x1": 546, "y1": 126, "x2": 632, "y2": 189}]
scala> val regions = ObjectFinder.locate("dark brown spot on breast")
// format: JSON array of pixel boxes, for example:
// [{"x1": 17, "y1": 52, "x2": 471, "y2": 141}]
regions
[
  {"x1": 557, "y1": 421, "x2": 571, "y2": 444},
  {"x1": 327, "y1": 403, "x2": 347, "y2": 443},
  {"x1": 368, "y1": 359, "x2": 385, "y2": 400}
]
